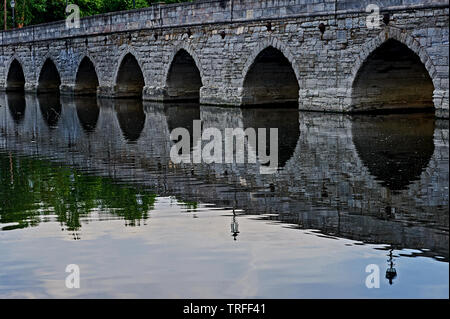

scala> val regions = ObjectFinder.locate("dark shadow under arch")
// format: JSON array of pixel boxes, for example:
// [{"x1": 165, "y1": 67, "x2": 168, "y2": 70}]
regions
[
  {"x1": 6, "y1": 59, "x2": 25, "y2": 92},
  {"x1": 352, "y1": 39, "x2": 434, "y2": 113},
  {"x1": 166, "y1": 49, "x2": 203, "y2": 102},
  {"x1": 75, "y1": 57, "x2": 99, "y2": 96},
  {"x1": 38, "y1": 59, "x2": 61, "y2": 93},
  {"x1": 115, "y1": 53, "x2": 145, "y2": 99},
  {"x1": 242, "y1": 47, "x2": 299, "y2": 106}
]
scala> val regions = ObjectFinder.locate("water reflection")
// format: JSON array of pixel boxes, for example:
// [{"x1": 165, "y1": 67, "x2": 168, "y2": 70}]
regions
[
  {"x1": 164, "y1": 102, "x2": 201, "y2": 133},
  {"x1": 241, "y1": 107, "x2": 299, "y2": 168},
  {"x1": 115, "y1": 99, "x2": 146, "y2": 142},
  {"x1": 75, "y1": 96, "x2": 100, "y2": 134},
  {"x1": 386, "y1": 249, "x2": 398, "y2": 285},
  {"x1": 7, "y1": 92, "x2": 26, "y2": 125},
  {"x1": 165, "y1": 102, "x2": 201, "y2": 148},
  {"x1": 352, "y1": 113, "x2": 435, "y2": 191},
  {"x1": 38, "y1": 93, "x2": 62, "y2": 129},
  {"x1": 0, "y1": 152, "x2": 157, "y2": 234},
  {"x1": 0, "y1": 92, "x2": 448, "y2": 262}
]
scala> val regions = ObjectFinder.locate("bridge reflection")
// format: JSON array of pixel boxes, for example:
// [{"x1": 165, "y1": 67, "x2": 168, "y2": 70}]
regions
[
  {"x1": 7, "y1": 92, "x2": 26, "y2": 125},
  {"x1": 38, "y1": 93, "x2": 62, "y2": 129},
  {"x1": 75, "y1": 96, "x2": 100, "y2": 134},
  {"x1": 352, "y1": 113, "x2": 435, "y2": 191},
  {"x1": 0, "y1": 92, "x2": 448, "y2": 260},
  {"x1": 114, "y1": 99, "x2": 146, "y2": 143}
]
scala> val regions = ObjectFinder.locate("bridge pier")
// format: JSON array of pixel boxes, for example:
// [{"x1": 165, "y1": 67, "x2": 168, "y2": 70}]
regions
[
  {"x1": 60, "y1": 84, "x2": 76, "y2": 96},
  {"x1": 434, "y1": 90, "x2": 449, "y2": 118},
  {"x1": 142, "y1": 86, "x2": 169, "y2": 102},
  {"x1": 200, "y1": 87, "x2": 243, "y2": 106}
]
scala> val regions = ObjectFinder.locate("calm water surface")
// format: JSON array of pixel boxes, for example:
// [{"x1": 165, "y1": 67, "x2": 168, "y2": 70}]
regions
[{"x1": 0, "y1": 92, "x2": 448, "y2": 298}]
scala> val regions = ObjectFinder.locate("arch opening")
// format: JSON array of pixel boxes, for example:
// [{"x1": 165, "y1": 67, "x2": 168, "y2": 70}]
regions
[
  {"x1": 6, "y1": 59, "x2": 25, "y2": 92},
  {"x1": 166, "y1": 49, "x2": 203, "y2": 102},
  {"x1": 75, "y1": 57, "x2": 99, "y2": 95},
  {"x1": 38, "y1": 59, "x2": 61, "y2": 93},
  {"x1": 38, "y1": 93, "x2": 62, "y2": 129},
  {"x1": 115, "y1": 53, "x2": 145, "y2": 99},
  {"x1": 352, "y1": 39, "x2": 434, "y2": 112},
  {"x1": 242, "y1": 46, "x2": 299, "y2": 105}
]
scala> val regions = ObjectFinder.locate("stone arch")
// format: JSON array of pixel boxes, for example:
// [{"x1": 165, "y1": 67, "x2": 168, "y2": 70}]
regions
[
  {"x1": 164, "y1": 47, "x2": 203, "y2": 101},
  {"x1": 164, "y1": 43, "x2": 205, "y2": 84},
  {"x1": 114, "y1": 49, "x2": 146, "y2": 98},
  {"x1": 241, "y1": 37, "x2": 302, "y2": 87},
  {"x1": 75, "y1": 96, "x2": 100, "y2": 134},
  {"x1": 75, "y1": 56, "x2": 100, "y2": 95},
  {"x1": 5, "y1": 58, "x2": 26, "y2": 91},
  {"x1": 349, "y1": 28, "x2": 437, "y2": 112},
  {"x1": 37, "y1": 58, "x2": 61, "y2": 93},
  {"x1": 240, "y1": 38, "x2": 301, "y2": 105}
]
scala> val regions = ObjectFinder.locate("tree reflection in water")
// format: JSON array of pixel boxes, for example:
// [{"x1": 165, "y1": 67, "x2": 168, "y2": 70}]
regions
[{"x1": 0, "y1": 153, "x2": 157, "y2": 237}]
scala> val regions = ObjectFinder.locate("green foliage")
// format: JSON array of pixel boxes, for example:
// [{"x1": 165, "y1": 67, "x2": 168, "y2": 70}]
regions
[{"x1": 0, "y1": 0, "x2": 194, "y2": 29}]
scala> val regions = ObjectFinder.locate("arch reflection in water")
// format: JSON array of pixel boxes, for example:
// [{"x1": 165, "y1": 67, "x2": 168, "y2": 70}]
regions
[
  {"x1": 38, "y1": 59, "x2": 61, "y2": 93},
  {"x1": 75, "y1": 96, "x2": 100, "y2": 134},
  {"x1": 38, "y1": 93, "x2": 62, "y2": 129},
  {"x1": 242, "y1": 107, "x2": 299, "y2": 168},
  {"x1": 115, "y1": 99, "x2": 146, "y2": 143},
  {"x1": 7, "y1": 92, "x2": 26, "y2": 125},
  {"x1": 352, "y1": 113, "x2": 435, "y2": 191},
  {"x1": 164, "y1": 102, "x2": 201, "y2": 148}
]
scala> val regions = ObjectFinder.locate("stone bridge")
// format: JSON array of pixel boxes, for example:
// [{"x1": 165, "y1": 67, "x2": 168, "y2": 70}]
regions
[
  {"x1": 0, "y1": 93, "x2": 448, "y2": 257},
  {"x1": 0, "y1": 0, "x2": 448, "y2": 118}
]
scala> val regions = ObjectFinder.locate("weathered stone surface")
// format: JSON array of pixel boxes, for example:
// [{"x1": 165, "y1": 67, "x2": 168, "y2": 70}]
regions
[{"x1": 0, "y1": 0, "x2": 448, "y2": 117}]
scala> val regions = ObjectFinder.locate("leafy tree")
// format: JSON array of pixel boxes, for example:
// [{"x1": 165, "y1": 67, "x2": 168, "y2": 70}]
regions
[{"x1": 1, "y1": 0, "x2": 194, "y2": 29}]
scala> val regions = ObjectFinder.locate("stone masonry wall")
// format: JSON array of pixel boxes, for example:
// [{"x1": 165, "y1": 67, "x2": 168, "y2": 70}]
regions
[{"x1": 0, "y1": 0, "x2": 448, "y2": 117}]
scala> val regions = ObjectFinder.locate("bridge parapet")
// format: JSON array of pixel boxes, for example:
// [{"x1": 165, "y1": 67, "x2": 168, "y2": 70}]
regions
[{"x1": 0, "y1": 0, "x2": 448, "y2": 45}]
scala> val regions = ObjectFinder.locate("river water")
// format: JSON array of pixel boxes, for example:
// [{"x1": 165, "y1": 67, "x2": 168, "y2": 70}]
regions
[{"x1": 0, "y1": 92, "x2": 448, "y2": 298}]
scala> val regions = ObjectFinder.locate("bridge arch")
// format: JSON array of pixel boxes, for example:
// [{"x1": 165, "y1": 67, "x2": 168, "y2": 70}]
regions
[
  {"x1": 349, "y1": 28, "x2": 437, "y2": 112},
  {"x1": 165, "y1": 47, "x2": 203, "y2": 101},
  {"x1": 241, "y1": 38, "x2": 301, "y2": 105},
  {"x1": 6, "y1": 58, "x2": 26, "y2": 91},
  {"x1": 114, "y1": 49, "x2": 146, "y2": 98},
  {"x1": 75, "y1": 56, "x2": 100, "y2": 95},
  {"x1": 37, "y1": 58, "x2": 62, "y2": 93}
]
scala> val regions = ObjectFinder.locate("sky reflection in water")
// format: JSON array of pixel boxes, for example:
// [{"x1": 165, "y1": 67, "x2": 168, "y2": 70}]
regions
[{"x1": 0, "y1": 92, "x2": 448, "y2": 298}]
